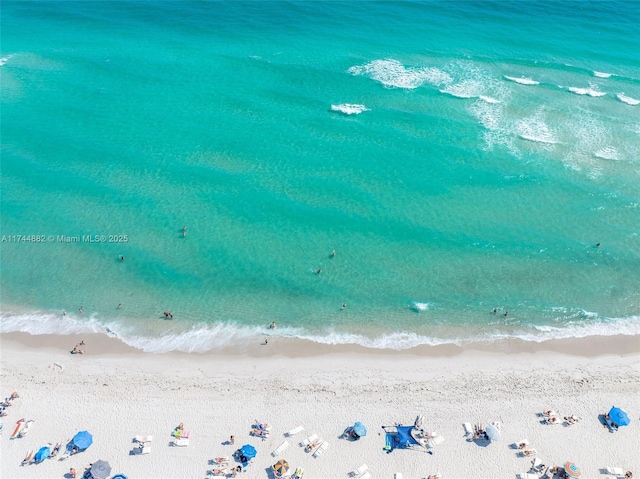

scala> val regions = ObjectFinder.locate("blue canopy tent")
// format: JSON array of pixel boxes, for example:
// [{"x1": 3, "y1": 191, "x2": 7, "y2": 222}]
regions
[
  {"x1": 382, "y1": 425, "x2": 425, "y2": 452},
  {"x1": 72, "y1": 430, "x2": 93, "y2": 451},
  {"x1": 34, "y1": 446, "x2": 51, "y2": 463}
]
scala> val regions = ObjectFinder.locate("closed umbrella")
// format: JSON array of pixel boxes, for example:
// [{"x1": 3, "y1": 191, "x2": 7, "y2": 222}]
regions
[
  {"x1": 34, "y1": 446, "x2": 51, "y2": 463},
  {"x1": 273, "y1": 459, "x2": 290, "y2": 477},
  {"x1": 608, "y1": 407, "x2": 630, "y2": 427},
  {"x1": 72, "y1": 430, "x2": 93, "y2": 451},
  {"x1": 90, "y1": 460, "x2": 111, "y2": 479},
  {"x1": 565, "y1": 462, "x2": 581, "y2": 478},
  {"x1": 485, "y1": 424, "x2": 501, "y2": 441},
  {"x1": 352, "y1": 422, "x2": 367, "y2": 437}
]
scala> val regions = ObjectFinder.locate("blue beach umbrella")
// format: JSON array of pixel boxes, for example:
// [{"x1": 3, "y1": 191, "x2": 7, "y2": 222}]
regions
[
  {"x1": 111, "y1": 475, "x2": 128, "y2": 479},
  {"x1": 72, "y1": 430, "x2": 93, "y2": 450},
  {"x1": 239, "y1": 444, "x2": 257, "y2": 460},
  {"x1": 352, "y1": 422, "x2": 367, "y2": 437},
  {"x1": 34, "y1": 446, "x2": 51, "y2": 463},
  {"x1": 608, "y1": 407, "x2": 630, "y2": 426}
]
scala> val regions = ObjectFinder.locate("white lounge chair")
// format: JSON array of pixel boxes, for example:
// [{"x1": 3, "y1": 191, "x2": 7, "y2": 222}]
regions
[
  {"x1": 462, "y1": 422, "x2": 472, "y2": 436},
  {"x1": 349, "y1": 464, "x2": 368, "y2": 477},
  {"x1": 606, "y1": 467, "x2": 625, "y2": 476},
  {"x1": 300, "y1": 433, "x2": 318, "y2": 447},
  {"x1": 312, "y1": 441, "x2": 329, "y2": 458},
  {"x1": 394, "y1": 474, "x2": 403, "y2": 479},
  {"x1": 520, "y1": 448, "x2": 537, "y2": 457},
  {"x1": 516, "y1": 474, "x2": 538, "y2": 479},
  {"x1": 173, "y1": 437, "x2": 189, "y2": 447},
  {"x1": 516, "y1": 439, "x2": 529, "y2": 449},
  {"x1": 427, "y1": 435, "x2": 445, "y2": 448},
  {"x1": 285, "y1": 425, "x2": 305, "y2": 437},
  {"x1": 135, "y1": 435, "x2": 153, "y2": 443},
  {"x1": 215, "y1": 457, "x2": 229, "y2": 464},
  {"x1": 531, "y1": 457, "x2": 543, "y2": 472},
  {"x1": 271, "y1": 440, "x2": 290, "y2": 457},
  {"x1": 138, "y1": 442, "x2": 151, "y2": 455},
  {"x1": 359, "y1": 473, "x2": 371, "y2": 479}
]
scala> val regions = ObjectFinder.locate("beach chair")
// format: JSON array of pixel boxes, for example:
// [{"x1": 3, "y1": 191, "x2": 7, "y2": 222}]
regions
[
  {"x1": 521, "y1": 449, "x2": 537, "y2": 457},
  {"x1": 530, "y1": 457, "x2": 544, "y2": 472},
  {"x1": 426, "y1": 435, "x2": 445, "y2": 448},
  {"x1": 305, "y1": 437, "x2": 322, "y2": 453},
  {"x1": 173, "y1": 437, "x2": 189, "y2": 447},
  {"x1": 211, "y1": 467, "x2": 229, "y2": 476},
  {"x1": 18, "y1": 420, "x2": 34, "y2": 438},
  {"x1": 516, "y1": 474, "x2": 538, "y2": 479},
  {"x1": 21, "y1": 449, "x2": 34, "y2": 466},
  {"x1": 135, "y1": 435, "x2": 153, "y2": 443},
  {"x1": 138, "y1": 442, "x2": 151, "y2": 455},
  {"x1": 394, "y1": 474, "x2": 403, "y2": 479},
  {"x1": 543, "y1": 416, "x2": 559, "y2": 425},
  {"x1": 254, "y1": 420, "x2": 272, "y2": 431},
  {"x1": 359, "y1": 473, "x2": 371, "y2": 479},
  {"x1": 312, "y1": 441, "x2": 329, "y2": 458},
  {"x1": 292, "y1": 467, "x2": 304, "y2": 479},
  {"x1": 285, "y1": 425, "x2": 305, "y2": 437},
  {"x1": 606, "y1": 467, "x2": 625, "y2": 476},
  {"x1": 462, "y1": 422, "x2": 473, "y2": 436},
  {"x1": 271, "y1": 440, "x2": 290, "y2": 457},
  {"x1": 516, "y1": 439, "x2": 529, "y2": 449},
  {"x1": 349, "y1": 464, "x2": 369, "y2": 477},
  {"x1": 214, "y1": 457, "x2": 229, "y2": 464},
  {"x1": 299, "y1": 433, "x2": 318, "y2": 447}
]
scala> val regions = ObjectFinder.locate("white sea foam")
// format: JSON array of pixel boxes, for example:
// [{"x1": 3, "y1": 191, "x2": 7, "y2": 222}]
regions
[
  {"x1": 330, "y1": 103, "x2": 370, "y2": 115},
  {"x1": 347, "y1": 59, "x2": 452, "y2": 89},
  {"x1": 594, "y1": 146, "x2": 620, "y2": 160},
  {"x1": 593, "y1": 71, "x2": 612, "y2": 78},
  {"x1": 410, "y1": 302, "x2": 429, "y2": 312},
  {"x1": 440, "y1": 79, "x2": 484, "y2": 98},
  {"x1": 515, "y1": 112, "x2": 558, "y2": 144},
  {"x1": 0, "y1": 55, "x2": 12, "y2": 66},
  {"x1": 504, "y1": 75, "x2": 540, "y2": 85},
  {"x1": 568, "y1": 86, "x2": 606, "y2": 97},
  {"x1": 617, "y1": 93, "x2": 639, "y2": 105},
  {"x1": 3, "y1": 310, "x2": 639, "y2": 352},
  {"x1": 479, "y1": 95, "x2": 501, "y2": 104}
]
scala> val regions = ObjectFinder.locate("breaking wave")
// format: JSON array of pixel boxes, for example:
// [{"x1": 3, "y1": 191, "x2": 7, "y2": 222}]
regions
[
  {"x1": 504, "y1": 75, "x2": 540, "y2": 85},
  {"x1": 330, "y1": 103, "x2": 370, "y2": 115},
  {"x1": 347, "y1": 59, "x2": 452, "y2": 89},
  {"x1": 617, "y1": 93, "x2": 639, "y2": 105}
]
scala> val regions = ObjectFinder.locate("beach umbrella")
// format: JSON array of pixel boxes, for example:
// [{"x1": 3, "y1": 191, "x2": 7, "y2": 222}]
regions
[
  {"x1": 352, "y1": 421, "x2": 367, "y2": 437},
  {"x1": 608, "y1": 407, "x2": 631, "y2": 426},
  {"x1": 564, "y1": 462, "x2": 581, "y2": 478},
  {"x1": 273, "y1": 459, "x2": 290, "y2": 477},
  {"x1": 72, "y1": 430, "x2": 93, "y2": 450},
  {"x1": 89, "y1": 460, "x2": 111, "y2": 479},
  {"x1": 239, "y1": 444, "x2": 257, "y2": 460},
  {"x1": 34, "y1": 446, "x2": 51, "y2": 463},
  {"x1": 485, "y1": 424, "x2": 501, "y2": 441},
  {"x1": 111, "y1": 475, "x2": 128, "y2": 479}
]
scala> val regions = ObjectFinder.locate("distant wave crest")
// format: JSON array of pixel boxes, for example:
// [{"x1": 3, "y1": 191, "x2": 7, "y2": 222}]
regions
[
  {"x1": 504, "y1": 75, "x2": 540, "y2": 85},
  {"x1": 568, "y1": 86, "x2": 606, "y2": 97},
  {"x1": 617, "y1": 93, "x2": 639, "y2": 105},
  {"x1": 347, "y1": 59, "x2": 452, "y2": 89},
  {"x1": 593, "y1": 71, "x2": 612, "y2": 78},
  {"x1": 594, "y1": 146, "x2": 619, "y2": 160},
  {"x1": 330, "y1": 103, "x2": 369, "y2": 115}
]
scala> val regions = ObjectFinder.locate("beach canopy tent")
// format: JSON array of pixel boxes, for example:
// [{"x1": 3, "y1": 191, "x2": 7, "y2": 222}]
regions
[
  {"x1": 90, "y1": 460, "x2": 112, "y2": 479},
  {"x1": 34, "y1": 446, "x2": 51, "y2": 463},
  {"x1": 72, "y1": 430, "x2": 93, "y2": 451},
  {"x1": 608, "y1": 407, "x2": 631, "y2": 427},
  {"x1": 382, "y1": 425, "x2": 425, "y2": 452},
  {"x1": 273, "y1": 459, "x2": 290, "y2": 477},
  {"x1": 485, "y1": 424, "x2": 501, "y2": 441},
  {"x1": 564, "y1": 462, "x2": 581, "y2": 479},
  {"x1": 235, "y1": 444, "x2": 257, "y2": 466}
]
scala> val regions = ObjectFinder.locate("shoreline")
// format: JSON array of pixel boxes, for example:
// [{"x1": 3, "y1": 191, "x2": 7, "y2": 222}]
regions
[{"x1": 2, "y1": 330, "x2": 639, "y2": 359}]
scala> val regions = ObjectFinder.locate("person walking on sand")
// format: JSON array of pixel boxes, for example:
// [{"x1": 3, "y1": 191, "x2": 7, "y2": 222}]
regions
[
  {"x1": 230, "y1": 435, "x2": 235, "y2": 445},
  {"x1": 263, "y1": 338, "x2": 268, "y2": 345}
]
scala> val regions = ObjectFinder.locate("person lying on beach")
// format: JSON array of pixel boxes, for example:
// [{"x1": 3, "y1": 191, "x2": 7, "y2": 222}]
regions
[
  {"x1": 543, "y1": 410, "x2": 556, "y2": 417},
  {"x1": 71, "y1": 346, "x2": 85, "y2": 354},
  {"x1": 625, "y1": 472, "x2": 633, "y2": 479},
  {"x1": 564, "y1": 415, "x2": 580, "y2": 424},
  {"x1": 70, "y1": 468, "x2": 77, "y2": 478},
  {"x1": 546, "y1": 416, "x2": 558, "y2": 424},
  {"x1": 518, "y1": 442, "x2": 528, "y2": 449},
  {"x1": 523, "y1": 449, "x2": 536, "y2": 456},
  {"x1": 9, "y1": 392, "x2": 19, "y2": 400}
]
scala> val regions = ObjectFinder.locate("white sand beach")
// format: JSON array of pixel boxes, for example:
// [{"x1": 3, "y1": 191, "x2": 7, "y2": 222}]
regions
[{"x1": 1, "y1": 332, "x2": 639, "y2": 479}]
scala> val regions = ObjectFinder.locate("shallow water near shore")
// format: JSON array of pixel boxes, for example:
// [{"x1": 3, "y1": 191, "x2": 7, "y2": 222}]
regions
[{"x1": 1, "y1": 1, "x2": 639, "y2": 351}]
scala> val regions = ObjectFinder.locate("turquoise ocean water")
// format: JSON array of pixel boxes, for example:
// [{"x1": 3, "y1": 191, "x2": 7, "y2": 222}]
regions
[{"x1": 1, "y1": 1, "x2": 639, "y2": 352}]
